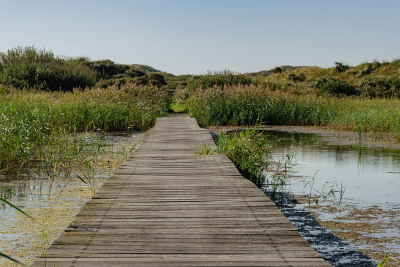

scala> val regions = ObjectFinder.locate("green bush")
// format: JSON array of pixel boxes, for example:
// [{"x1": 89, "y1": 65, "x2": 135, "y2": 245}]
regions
[
  {"x1": 0, "y1": 46, "x2": 97, "y2": 91},
  {"x1": 82, "y1": 59, "x2": 128, "y2": 79},
  {"x1": 320, "y1": 79, "x2": 357, "y2": 96},
  {"x1": 186, "y1": 70, "x2": 254, "y2": 93},
  {"x1": 95, "y1": 74, "x2": 166, "y2": 89},
  {"x1": 309, "y1": 77, "x2": 357, "y2": 96},
  {"x1": 334, "y1": 62, "x2": 350, "y2": 73},
  {"x1": 359, "y1": 76, "x2": 400, "y2": 97},
  {"x1": 147, "y1": 73, "x2": 167, "y2": 87}
]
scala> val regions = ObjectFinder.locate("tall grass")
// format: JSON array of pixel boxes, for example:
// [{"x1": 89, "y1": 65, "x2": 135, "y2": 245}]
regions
[
  {"x1": 186, "y1": 84, "x2": 400, "y2": 139},
  {"x1": 196, "y1": 128, "x2": 272, "y2": 187},
  {"x1": 0, "y1": 83, "x2": 170, "y2": 175}
]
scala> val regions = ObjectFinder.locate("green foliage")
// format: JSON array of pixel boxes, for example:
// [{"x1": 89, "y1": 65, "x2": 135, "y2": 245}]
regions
[
  {"x1": 147, "y1": 73, "x2": 167, "y2": 87},
  {"x1": 246, "y1": 66, "x2": 307, "y2": 77},
  {"x1": 313, "y1": 77, "x2": 358, "y2": 96},
  {"x1": 195, "y1": 128, "x2": 272, "y2": 183},
  {"x1": 165, "y1": 74, "x2": 192, "y2": 91},
  {"x1": 216, "y1": 128, "x2": 272, "y2": 180},
  {"x1": 82, "y1": 59, "x2": 127, "y2": 79},
  {"x1": 359, "y1": 75, "x2": 400, "y2": 97},
  {"x1": 185, "y1": 84, "x2": 400, "y2": 140},
  {"x1": 83, "y1": 60, "x2": 148, "y2": 80},
  {"x1": 186, "y1": 70, "x2": 254, "y2": 93},
  {"x1": 124, "y1": 68, "x2": 146, "y2": 78},
  {"x1": 334, "y1": 62, "x2": 350, "y2": 73},
  {"x1": 95, "y1": 76, "x2": 149, "y2": 88},
  {"x1": 129, "y1": 64, "x2": 161, "y2": 74},
  {"x1": 186, "y1": 85, "x2": 335, "y2": 127},
  {"x1": 0, "y1": 46, "x2": 97, "y2": 91},
  {"x1": 286, "y1": 73, "x2": 306, "y2": 82},
  {"x1": 0, "y1": 84, "x2": 171, "y2": 173}
]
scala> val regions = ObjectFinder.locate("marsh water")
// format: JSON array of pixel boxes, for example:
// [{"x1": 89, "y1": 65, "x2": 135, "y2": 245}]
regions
[
  {"x1": 263, "y1": 131, "x2": 400, "y2": 265},
  {"x1": 0, "y1": 132, "x2": 145, "y2": 266},
  {"x1": 1, "y1": 129, "x2": 400, "y2": 266}
]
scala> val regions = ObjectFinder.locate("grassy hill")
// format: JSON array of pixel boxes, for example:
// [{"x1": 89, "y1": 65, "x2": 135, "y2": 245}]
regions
[{"x1": 245, "y1": 65, "x2": 313, "y2": 77}]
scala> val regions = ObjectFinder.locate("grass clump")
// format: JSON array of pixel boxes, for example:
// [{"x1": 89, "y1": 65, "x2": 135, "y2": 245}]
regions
[
  {"x1": 216, "y1": 129, "x2": 272, "y2": 182},
  {"x1": 196, "y1": 128, "x2": 272, "y2": 185}
]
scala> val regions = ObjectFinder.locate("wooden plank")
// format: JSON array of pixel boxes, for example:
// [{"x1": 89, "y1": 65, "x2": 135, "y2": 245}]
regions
[{"x1": 31, "y1": 116, "x2": 331, "y2": 266}]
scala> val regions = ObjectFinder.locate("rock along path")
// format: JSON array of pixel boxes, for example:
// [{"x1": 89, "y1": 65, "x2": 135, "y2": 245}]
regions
[{"x1": 31, "y1": 116, "x2": 331, "y2": 266}]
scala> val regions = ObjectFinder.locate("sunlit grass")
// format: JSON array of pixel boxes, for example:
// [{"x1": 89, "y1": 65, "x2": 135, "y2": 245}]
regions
[
  {"x1": 185, "y1": 84, "x2": 400, "y2": 141},
  {"x1": 0, "y1": 83, "x2": 170, "y2": 177}
]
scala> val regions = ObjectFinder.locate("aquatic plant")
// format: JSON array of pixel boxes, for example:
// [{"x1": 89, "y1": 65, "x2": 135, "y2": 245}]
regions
[
  {"x1": 185, "y1": 83, "x2": 400, "y2": 141},
  {"x1": 0, "y1": 83, "x2": 170, "y2": 178},
  {"x1": 378, "y1": 256, "x2": 399, "y2": 266},
  {"x1": 196, "y1": 128, "x2": 272, "y2": 185}
]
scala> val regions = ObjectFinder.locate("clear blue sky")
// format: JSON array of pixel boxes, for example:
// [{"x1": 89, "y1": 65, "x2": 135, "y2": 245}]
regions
[{"x1": 0, "y1": 0, "x2": 399, "y2": 75}]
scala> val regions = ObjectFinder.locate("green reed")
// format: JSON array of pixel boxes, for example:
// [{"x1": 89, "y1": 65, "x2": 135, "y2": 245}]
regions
[
  {"x1": 0, "y1": 83, "x2": 170, "y2": 177},
  {"x1": 196, "y1": 128, "x2": 272, "y2": 186},
  {"x1": 185, "y1": 84, "x2": 400, "y2": 141}
]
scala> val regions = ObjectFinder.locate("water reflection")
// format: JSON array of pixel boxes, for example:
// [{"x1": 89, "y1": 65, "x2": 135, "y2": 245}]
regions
[
  {"x1": 266, "y1": 131, "x2": 400, "y2": 206},
  {"x1": 263, "y1": 130, "x2": 400, "y2": 263}
]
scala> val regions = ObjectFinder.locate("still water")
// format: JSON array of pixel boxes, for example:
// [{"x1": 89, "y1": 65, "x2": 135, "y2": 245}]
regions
[
  {"x1": 267, "y1": 131, "x2": 400, "y2": 207},
  {"x1": 264, "y1": 131, "x2": 400, "y2": 265},
  {"x1": 0, "y1": 132, "x2": 145, "y2": 266}
]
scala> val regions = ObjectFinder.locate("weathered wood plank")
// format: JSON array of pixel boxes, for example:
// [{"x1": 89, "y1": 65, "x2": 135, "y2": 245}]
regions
[{"x1": 31, "y1": 116, "x2": 331, "y2": 266}]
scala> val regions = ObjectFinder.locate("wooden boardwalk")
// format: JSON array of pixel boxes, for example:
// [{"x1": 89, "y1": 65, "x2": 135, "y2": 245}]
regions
[{"x1": 32, "y1": 116, "x2": 331, "y2": 266}]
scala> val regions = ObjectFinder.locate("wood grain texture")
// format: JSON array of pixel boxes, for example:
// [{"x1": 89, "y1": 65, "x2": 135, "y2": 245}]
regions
[{"x1": 31, "y1": 116, "x2": 331, "y2": 266}]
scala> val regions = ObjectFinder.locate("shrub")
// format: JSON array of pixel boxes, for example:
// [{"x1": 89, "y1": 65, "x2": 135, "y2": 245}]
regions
[
  {"x1": 319, "y1": 79, "x2": 357, "y2": 96},
  {"x1": 95, "y1": 74, "x2": 166, "y2": 89},
  {"x1": 359, "y1": 76, "x2": 400, "y2": 97},
  {"x1": 0, "y1": 46, "x2": 97, "y2": 91},
  {"x1": 186, "y1": 70, "x2": 253, "y2": 93},
  {"x1": 334, "y1": 62, "x2": 349, "y2": 73},
  {"x1": 308, "y1": 77, "x2": 357, "y2": 96},
  {"x1": 271, "y1": 67, "x2": 283, "y2": 74},
  {"x1": 147, "y1": 73, "x2": 167, "y2": 87},
  {"x1": 286, "y1": 73, "x2": 306, "y2": 82},
  {"x1": 83, "y1": 59, "x2": 128, "y2": 79}
]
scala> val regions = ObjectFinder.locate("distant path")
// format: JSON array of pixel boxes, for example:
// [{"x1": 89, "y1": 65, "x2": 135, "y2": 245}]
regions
[{"x1": 31, "y1": 116, "x2": 331, "y2": 266}]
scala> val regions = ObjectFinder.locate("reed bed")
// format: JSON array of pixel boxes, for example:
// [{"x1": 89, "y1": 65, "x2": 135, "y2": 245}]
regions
[
  {"x1": 0, "y1": 83, "x2": 170, "y2": 176},
  {"x1": 186, "y1": 84, "x2": 400, "y2": 140}
]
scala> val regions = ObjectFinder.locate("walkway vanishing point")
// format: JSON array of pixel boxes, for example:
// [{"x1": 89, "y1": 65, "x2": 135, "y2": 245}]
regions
[{"x1": 32, "y1": 116, "x2": 331, "y2": 267}]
